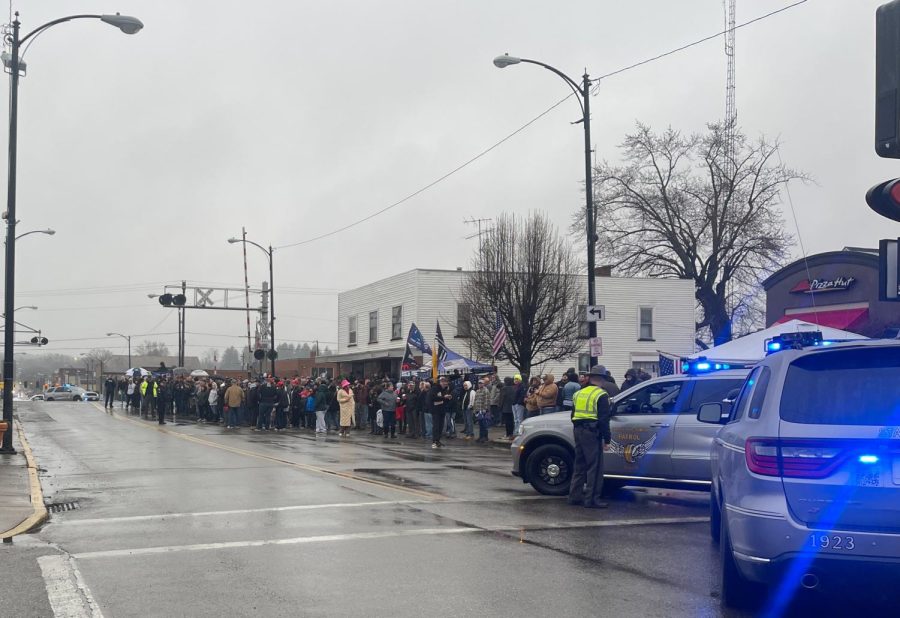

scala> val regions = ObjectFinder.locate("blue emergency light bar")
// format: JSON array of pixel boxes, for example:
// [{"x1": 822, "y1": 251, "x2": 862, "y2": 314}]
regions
[
  {"x1": 764, "y1": 331, "x2": 844, "y2": 355},
  {"x1": 680, "y1": 357, "x2": 742, "y2": 374}
]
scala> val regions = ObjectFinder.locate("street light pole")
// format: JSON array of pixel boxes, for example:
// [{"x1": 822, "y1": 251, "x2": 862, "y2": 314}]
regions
[
  {"x1": 493, "y1": 54, "x2": 598, "y2": 367},
  {"x1": 0, "y1": 12, "x2": 143, "y2": 454},
  {"x1": 107, "y1": 333, "x2": 132, "y2": 369}
]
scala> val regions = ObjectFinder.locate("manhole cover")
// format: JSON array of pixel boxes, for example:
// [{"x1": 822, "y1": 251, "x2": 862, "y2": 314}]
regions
[{"x1": 46, "y1": 502, "x2": 80, "y2": 514}]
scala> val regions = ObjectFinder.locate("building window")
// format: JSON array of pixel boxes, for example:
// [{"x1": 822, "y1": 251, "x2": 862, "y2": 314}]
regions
[
  {"x1": 348, "y1": 315, "x2": 357, "y2": 346},
  {"x1": 579, "y1": 305, "x2": 589, "y2": 338},
  {"x1": 578, "y1": 353, "x2": 591, "y2": 373},
  {"x1": 457, "y1": 303, "x2": 471, "y2": 338},
  {"x1": 391, "y1": 305, "x2": 402, "y2": 340},
  {"x1": 639, "y1": 307, "x2": 654, "y2": 341},
  {"x1": 368, "y1": 311, "x2": 378, "y2": 344}
]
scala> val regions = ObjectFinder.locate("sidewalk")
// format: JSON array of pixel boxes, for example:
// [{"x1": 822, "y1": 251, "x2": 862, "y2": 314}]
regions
[{"x1": 0, "y1": 418, "x2": 46, "y2": 540}]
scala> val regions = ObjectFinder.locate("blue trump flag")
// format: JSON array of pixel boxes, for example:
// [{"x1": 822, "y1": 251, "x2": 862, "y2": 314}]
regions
[{"x1": 406, "y1": 323, "x2": 432, "y2": 356}]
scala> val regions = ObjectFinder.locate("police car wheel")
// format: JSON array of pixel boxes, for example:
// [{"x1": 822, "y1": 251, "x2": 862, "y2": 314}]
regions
[
  {"x1": 527, "y1": 444, "x2": 572, "y2": 496},
  {"x1": 73, "y1": 396, "x2": 81, "y2": 402}
]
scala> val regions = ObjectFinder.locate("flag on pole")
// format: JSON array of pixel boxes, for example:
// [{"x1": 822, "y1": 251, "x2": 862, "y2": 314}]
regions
[
  {"x1": 658, "y1": 351, "x2": 684, "y2": 376},
  {"x1": 406, "y1": 323, "x2": 432, "y2": 355},
  {"x1": 401, "y1": 343, "x2": 419, "y2": 372},
  {"x1": 435, "y1": 321, "x2": 448, "y2": 363},
  {"x1": 491, "y1": 311, "x2": 507, "y2": 358}
]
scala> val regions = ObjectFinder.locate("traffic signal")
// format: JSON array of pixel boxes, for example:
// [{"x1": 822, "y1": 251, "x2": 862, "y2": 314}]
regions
[
  {"x1": 158, "y1": 293, "x2": 173, "y2": 306},
  {"x1": 158, "y1": 293, "x2": 186, "y2": 307},
  {"x1": 253, "y1": 349, "x2": 265, "y2": 360},
  {"x1": 267, "y1": 349, "x2": 278, "y2": 361},
  {"x1": 876, "y1": 1, "x2": 900, "y2": 157},
  {"x1": 29, "y1": 336, "x2": 48, "y2": 345},
  {"x1": 866, "y1": 179, "x2": 900, "y2": 221}
]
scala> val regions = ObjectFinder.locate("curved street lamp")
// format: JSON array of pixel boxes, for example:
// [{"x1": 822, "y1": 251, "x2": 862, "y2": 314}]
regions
[
  {"x1": 107, "y1": 332, "x2": 132, "y2": 369},
  {"x1": 14, "y1": 228, "x2": 55, "y2": 241},
  {"x1": 228, "y1": 235, "x2": 276, "y2": 375},
  {"x1": 493, "y1": 53, "x2": 599, "y2": 367},
  {"x1": 1, "y1": 11, "x2": 143, "y2": 454}
]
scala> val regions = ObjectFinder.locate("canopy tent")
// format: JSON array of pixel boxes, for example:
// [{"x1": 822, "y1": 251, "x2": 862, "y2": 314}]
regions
[
  {"x1": 686, "y1": 319, "x2": 868, "y2": 364},
  {"x1": 124, "y1": 367, "x2": 150, "y2": 378},
  {"x1": 408, "y1": 349, "x2": 494, "y2": 377}
]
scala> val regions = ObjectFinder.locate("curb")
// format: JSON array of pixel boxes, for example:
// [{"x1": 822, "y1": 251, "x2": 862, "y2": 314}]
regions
[{"x1": 0, "y1": 420, "x2": 48, "y2": 540}]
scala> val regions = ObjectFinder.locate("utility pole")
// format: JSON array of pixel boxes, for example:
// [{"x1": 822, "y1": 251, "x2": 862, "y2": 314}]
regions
[{"x1": 463, "y1": 217, "x2": 493, "y2": 255}]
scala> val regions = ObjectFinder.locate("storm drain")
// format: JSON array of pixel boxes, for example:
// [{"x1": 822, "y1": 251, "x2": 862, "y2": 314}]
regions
[{"x1": 46, "y1": 502, "x2": 80, "y2": 514}]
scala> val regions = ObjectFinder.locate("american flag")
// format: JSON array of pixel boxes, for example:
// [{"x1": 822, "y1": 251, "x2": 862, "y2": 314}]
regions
[
  {"x1": 658, "y1": 352, "x2": 684, "y2": 376},
  {"x1": 491, "y1": 312, "x2": 507, "y2": 358}
]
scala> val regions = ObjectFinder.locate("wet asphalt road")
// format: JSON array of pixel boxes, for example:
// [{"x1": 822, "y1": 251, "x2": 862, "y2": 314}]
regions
[{"x1": 4, "y1": 401, "x2": 896, "y2": 617}]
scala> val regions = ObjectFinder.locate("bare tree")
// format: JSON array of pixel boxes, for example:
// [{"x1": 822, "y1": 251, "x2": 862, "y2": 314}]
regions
[
  {"x1": 87, "y1": 348, "x2": 114, "y2": 379},
  {"x1": 462, "y1": 212, "x2": 584, "y2": 376},
  {"x1": 135, "y1": 341, "x2": 170, "y2": 356},
  {"x1": 576, "y1": 123, "x2": 802, "y2": 346}
]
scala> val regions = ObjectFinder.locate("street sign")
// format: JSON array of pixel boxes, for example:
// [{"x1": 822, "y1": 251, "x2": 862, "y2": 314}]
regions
[
  {"x1": 585, "y1": 305, "x2": 606, "y2": 321},
  {"x1": 589, "y1": 337, "x2": 603, "y2": 357}
]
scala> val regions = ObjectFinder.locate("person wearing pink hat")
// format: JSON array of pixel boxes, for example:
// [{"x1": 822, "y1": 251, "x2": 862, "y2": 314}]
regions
[{"x1": 336, "y1": 379, "x2": 355, "y2": 437}]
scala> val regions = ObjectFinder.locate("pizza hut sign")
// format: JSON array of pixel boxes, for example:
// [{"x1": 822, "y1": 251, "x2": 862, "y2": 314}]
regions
[{"x1": 790, "y1": 276, "x2": 856, "y2": 294}]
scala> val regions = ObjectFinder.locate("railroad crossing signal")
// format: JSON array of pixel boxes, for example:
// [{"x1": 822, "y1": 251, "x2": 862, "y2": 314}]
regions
[{"x1": 585, "y1": 305, "x2": 606, "y2": 321}]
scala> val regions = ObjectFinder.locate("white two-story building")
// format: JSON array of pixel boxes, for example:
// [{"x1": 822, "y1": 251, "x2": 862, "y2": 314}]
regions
[{"x1": 324, "y1": 268, "x2": 696, "y2": 381}]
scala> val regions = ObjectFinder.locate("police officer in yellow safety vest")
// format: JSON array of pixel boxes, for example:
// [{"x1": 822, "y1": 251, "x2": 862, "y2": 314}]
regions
[
  {"x1": 140, "y1": 378, "x2": 161, "y2": 423},
  {"x1": 568, "y1": 365, "x2": 613, "y2": 509}
]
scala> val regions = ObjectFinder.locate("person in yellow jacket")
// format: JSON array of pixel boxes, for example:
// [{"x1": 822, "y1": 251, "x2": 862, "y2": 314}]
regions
[
  {"x1": 568, "y1": 365, "x2": 613, "y2": 509},
  {"x1": 140, "y1": 377, "x2": 161, "y2": 423},
  {"x1": 336, "y1": 379, "x2": 355, "y2": 437}
]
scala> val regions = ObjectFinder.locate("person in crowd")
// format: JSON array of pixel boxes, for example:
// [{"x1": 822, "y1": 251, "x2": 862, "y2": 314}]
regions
[
  {"x1": 224, "y1": 379, "x2": 244, "y2": 429},
  {"x1": 562, "y1": 368, "x2": 581, "y2": 412},
  {"x1": 140, "y1": 376, "x2": 158, "y2": 419},
  {"x1": 273, "y1": 381, "x2": 288, "y2": 431},
  {"x1": 354, "y1": 380, "x2": 369, "y2": 431},
  {"x1": 460, "y1": 380, "x2": 475, "y2": 440},
  {"x1": 498, "y1": 376, "x2": 516, "y2": 440},
  {"x1": 595, "y1": 366, "x2": 621, "y2": 397},
  {"x1": 510, "y1": 374, "x2": 527, "y2": 435},
  {"x1": 430, "y1": 377, "x2": 453, "y2": 448},
  {"x1": 314, "y1": 379, "x2": 329, "y2": 434},
  {"x1": 290, "y1": 380, "x2": 304, "y2": 429},
  {"x1": 326, "y1": 379, "x2": 339, "y2": 431},
  {"x1": 208, "y1": 380, "x2": 220, "y2": 423},
  {"x1": 246, "y1": 380, "x2": 259, "y2": 427},
  {"x1": 126, "y1": 378, "x2": 137, "y2": 412},
  {"x1": 568, "y1": 365, "x2": 614, "y2": 510},
  {"x1": 535, "y1": 373, "x2": 559, "y2": 414},
  {"x1": 405, "y1": 381, "x2": 421, "y2": 439},
  {"x1": 473, "y1": 377, "x2": 491, "y2": 442},
  {"x1": 256, "y1": 376, "x2": 277, "y2": 431},
  {"x1": 158, "y1": 377, "x2": 174, "y2": 423},
  {"x1": 421, "y1": 380, "x2": 433, "y2": 440},
  {"x1": 337, "y1": 379, "x2": 355, "y2": 437},
  {"x1": 524, "y1": 376, "x2": 541, "y2": 418},
  {"x1": 377, "y1": 383, "x2": 398, "y2": 439},
  {"x1": 103, "y1": 375, "x2": 116, "y2": 410},
  {"x1": 621, "y1": 368, "x2": 640, "y2": 393},
  {"x1": 395, "y1": 383, "x2": 407, "y2": 435},
  {"x1": 488, "y1": 373, "x2": 502, "y2": 427},
  {"x1": 304, "y1": 384, "x2": 316, "y2": 429}
]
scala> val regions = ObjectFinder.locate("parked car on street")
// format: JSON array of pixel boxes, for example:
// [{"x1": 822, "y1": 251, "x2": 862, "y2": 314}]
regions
[
  {"x1": 511, "y1": 368, "x2": 749, "y2": 495},
  {"x1": 701, "y1": 335, "x2": 900, "y2": 609},
  {"x1": 43, "y1": 386, "x2": 91, "y2": 401},
  {"x1": 29, "y1": 394, "x2": 44, "y2": 401}
]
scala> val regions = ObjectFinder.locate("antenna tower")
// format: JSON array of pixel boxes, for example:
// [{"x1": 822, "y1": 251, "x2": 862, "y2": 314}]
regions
[{"x1": 724, "y1": 0, "x2": 737, "y2": 177}]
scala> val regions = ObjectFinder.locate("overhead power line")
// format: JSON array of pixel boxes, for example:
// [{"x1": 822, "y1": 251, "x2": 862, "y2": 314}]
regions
[{"x1": 275, "y1": 0, "x2": 809, "y2": 252}]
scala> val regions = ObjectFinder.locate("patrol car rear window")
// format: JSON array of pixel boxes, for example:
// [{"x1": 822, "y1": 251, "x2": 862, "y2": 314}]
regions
[{"x1": 780, "y1": 347, "x2": 900, "y2": 425}]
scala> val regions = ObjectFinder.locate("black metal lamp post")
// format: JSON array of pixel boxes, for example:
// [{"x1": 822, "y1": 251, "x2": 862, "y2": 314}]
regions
[
  {"x1": 228, "y1": 236, "x2": 276, "y2": 376},
  {"x1": 493, "y1": 54, "x2": 599, "y2": 368},
  {"x1": 107, "y1": 332, "x2": 132, "y2": 369},
  {"x1": 0, "y1": 12, "x2": 143, "y2": 454}
]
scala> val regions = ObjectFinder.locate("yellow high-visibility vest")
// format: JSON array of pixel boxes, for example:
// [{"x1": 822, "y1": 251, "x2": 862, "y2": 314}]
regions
[{"x1": 572, "y1": 385, "x2": 606, "y2": 421}]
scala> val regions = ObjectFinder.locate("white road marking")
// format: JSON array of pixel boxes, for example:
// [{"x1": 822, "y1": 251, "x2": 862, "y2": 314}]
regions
[
  {"x1": 70, "y1": 516, "x2": 708, "y2": 560},
  {"x1": 51, "y1": 495, "x2": 557, "y2": 527},
  {"x1": 72, "y1": 527, "x2": 480, "y2": 559},
  {"x1": 38, "y1": 554, "x2": 104, "y2": 618}
]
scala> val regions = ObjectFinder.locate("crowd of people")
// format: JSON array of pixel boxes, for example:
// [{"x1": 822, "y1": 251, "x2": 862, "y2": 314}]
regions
[{"x1": 101, "y1": 365, "x2": 651, "y2": 447}]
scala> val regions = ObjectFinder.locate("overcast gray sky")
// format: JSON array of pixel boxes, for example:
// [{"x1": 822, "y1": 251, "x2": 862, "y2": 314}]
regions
[{"x1": 4, "y1": 0, "x2": 896, "y2": 362}]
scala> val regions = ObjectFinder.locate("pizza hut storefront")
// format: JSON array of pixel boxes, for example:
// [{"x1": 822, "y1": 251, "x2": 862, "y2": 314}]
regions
[{"x1": 763, "y1": 248, "x2": 899, "y2": 338}]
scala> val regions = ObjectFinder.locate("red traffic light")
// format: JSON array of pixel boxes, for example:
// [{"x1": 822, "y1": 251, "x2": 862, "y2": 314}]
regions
[{"x1": 866, "y1": 178, "x2": 900, "y2": 222}]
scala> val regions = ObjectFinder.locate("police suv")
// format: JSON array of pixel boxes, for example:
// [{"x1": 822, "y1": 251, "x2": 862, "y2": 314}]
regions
[
  {"x1": 700, "y1": 333, "x2": 900, "y2": 609},
  {"x1": 511, "y1": 364, "x2": 749, "y2": 495}
]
